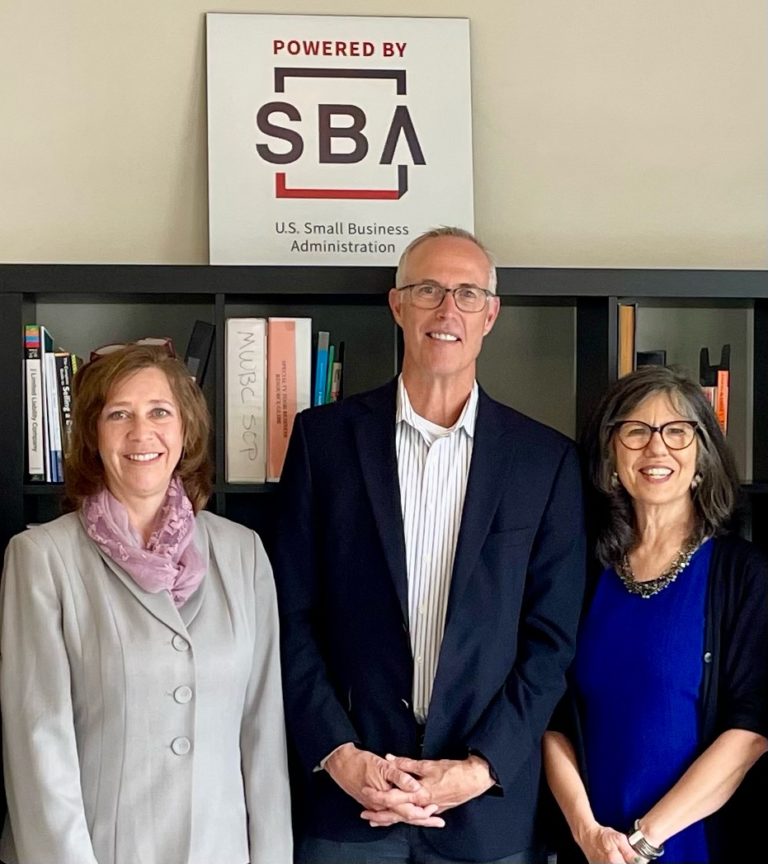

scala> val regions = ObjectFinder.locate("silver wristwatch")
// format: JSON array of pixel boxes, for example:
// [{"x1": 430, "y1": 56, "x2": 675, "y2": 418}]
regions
[{"x1": 627, "y1": 820, "x2": 665, "y2": 860}]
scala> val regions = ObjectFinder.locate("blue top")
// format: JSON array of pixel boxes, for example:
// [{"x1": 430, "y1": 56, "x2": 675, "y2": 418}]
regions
[{"x1": 573, "y1": 539, "x2": 713, "y2": 864}]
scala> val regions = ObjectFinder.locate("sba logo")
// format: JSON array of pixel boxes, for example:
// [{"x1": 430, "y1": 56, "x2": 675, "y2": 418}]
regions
[{"x1": 256, "y1": 67, "x2": 425, "y2": 200}]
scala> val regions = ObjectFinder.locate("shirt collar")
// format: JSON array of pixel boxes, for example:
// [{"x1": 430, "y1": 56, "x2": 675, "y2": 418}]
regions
[{"x1": 396, "y1": 375, "x2": 478, "y2": 439}]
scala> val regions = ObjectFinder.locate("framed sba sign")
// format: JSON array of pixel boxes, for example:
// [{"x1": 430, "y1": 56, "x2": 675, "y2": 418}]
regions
[{"x1": 206, "y1": 13, "x2": 473, "y2": 265}]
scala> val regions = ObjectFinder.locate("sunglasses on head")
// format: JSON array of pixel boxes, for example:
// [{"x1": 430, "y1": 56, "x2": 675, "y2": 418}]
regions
[{"x1": 89, "y1": 337, "x2": 176, "y2": 363}]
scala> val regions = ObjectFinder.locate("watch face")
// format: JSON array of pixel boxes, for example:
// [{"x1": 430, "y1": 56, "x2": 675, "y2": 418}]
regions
[{"x1": 627, "y1": 830, "x2": 661, "y2": 861}]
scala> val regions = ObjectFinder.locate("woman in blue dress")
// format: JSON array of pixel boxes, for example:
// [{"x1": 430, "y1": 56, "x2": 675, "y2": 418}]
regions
[{"x1": 544, "y1": 366, "x2": 768, "y2": 864}]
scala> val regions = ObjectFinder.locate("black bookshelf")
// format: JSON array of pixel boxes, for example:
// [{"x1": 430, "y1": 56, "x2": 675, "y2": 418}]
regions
[{"x1": 2, "y1": 264, "x2": 768, "y2": 553}]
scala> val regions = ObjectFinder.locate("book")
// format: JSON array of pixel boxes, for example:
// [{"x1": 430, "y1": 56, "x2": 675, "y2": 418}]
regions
[
  {"x1": 617, "y1": 303, "x2": 636, "y2": 378},
  {"x1": 41, "y1": 326, "x2": 62, "y2": 482},
  {"x1": 225, "y1": 318, "x2": 267, "y2": 483},
  {"x1": 330, "y1": 340, "x2": 344, "y2": 402},
  {"x1": 184, "y1": 320, "x2": 215, "y2": 385},
  {"x1": 324, "y1": 343, "x2": 335, "y2": 404},
  {"x1": 715, "y1": 368, "x2": 730, "y2": 435},
  {"x1": 267, "y1": 317, "x2": 312, "y2": 482},
  {"x1": 55, "y1": 352, "x2": 77, "y2": 460},
  {"x1": 24, "y1": 324, "x2": 45, "y2": 480},
  {"x1": 313, "y1": 331, "x2": 330, "y2": 406}
]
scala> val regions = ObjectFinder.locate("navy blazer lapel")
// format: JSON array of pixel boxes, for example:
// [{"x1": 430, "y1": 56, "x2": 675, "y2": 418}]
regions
[
  {"x1": 351, "y1": 381, "x2": 409, "y2": 624},
  {"x1": 444, "y1": 391, "x2": 519, "y2": 628}
]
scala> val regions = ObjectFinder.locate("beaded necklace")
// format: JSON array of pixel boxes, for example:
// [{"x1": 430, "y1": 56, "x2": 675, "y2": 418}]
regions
[{"x1": 616, "y1": 537, "x2": 701, "y2": 598}]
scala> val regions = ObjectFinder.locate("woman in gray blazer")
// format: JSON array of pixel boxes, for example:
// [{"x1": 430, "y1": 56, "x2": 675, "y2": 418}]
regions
[{"x1": 0, "y1": 344, "x2": 291, "y2": 864}]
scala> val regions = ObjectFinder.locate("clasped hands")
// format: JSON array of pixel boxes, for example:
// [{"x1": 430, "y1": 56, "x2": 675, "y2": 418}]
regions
[{"x1": 325, "y1": 742, "x2": 495, "y2": 829}]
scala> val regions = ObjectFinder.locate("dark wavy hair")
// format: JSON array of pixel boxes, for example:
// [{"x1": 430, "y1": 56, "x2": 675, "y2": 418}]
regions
[
  {"x1": 64, "y1": 345, "x2": 213, "y2": 513},
  {"x1": 582, "y1": 365, "x2": 740, "y2": 567}
]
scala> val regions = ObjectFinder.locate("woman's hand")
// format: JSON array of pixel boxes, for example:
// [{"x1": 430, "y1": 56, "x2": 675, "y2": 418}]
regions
[
  {"x1": 575, "y1": 821, "x2": 640, "y2": 864},
  {"x1": 542, "y1": 732, "x2": 647, "y2": 863}
]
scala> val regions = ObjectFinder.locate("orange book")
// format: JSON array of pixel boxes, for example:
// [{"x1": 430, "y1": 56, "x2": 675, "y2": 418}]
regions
[
  {"x1": 617, "y1": 303, "x2": 636, "y2": 378},
  {"x1": 715, "y1": 368, "x2": 729, "y2": 435},
  {"x1": 266, "y1": 318, "x2": 312, "y2": 482}
]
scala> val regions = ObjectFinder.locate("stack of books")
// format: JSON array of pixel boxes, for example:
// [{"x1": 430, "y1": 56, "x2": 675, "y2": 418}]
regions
[
  {"x1": 225, "y1": 318, "x2": 345, "y2": 483},
  {"x1": 24, "y1": 324, "x2": 81, "y2": 483}
]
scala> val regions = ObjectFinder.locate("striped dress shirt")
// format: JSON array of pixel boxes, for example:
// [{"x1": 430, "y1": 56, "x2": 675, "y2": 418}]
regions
[{"x1": 396, "y1": 376, "x2": 477, "y2": 722}]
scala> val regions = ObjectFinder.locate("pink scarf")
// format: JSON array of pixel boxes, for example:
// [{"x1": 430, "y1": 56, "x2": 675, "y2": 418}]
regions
[{"x1": 82, "y1": 476, "x2": 205, "y2": 607}]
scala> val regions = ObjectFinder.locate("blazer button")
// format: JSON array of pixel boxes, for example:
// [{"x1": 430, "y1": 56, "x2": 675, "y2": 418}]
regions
[
  {"x1": 171, "y1": 737, "x2": 191, "y2": 756},
  {"x1": 703, "y1": 651, "x2": 713, "y2": 664},
  {"x1": 174, "y1": 686, "x2": 193, "y2": 704},
  {"x1": 172, "y1": 634, "x2": 190, "y2": 652}
]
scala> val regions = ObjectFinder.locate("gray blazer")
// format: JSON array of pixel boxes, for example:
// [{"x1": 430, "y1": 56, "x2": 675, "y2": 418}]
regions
[{"x1": 0, "y1": 510, "x2": 291, "y2": 864}]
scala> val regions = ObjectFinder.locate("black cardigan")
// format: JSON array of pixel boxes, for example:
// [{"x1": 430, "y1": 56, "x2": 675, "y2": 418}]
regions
[{"x1": 548, "y1": 534, "x2": 768, "y2": 864}]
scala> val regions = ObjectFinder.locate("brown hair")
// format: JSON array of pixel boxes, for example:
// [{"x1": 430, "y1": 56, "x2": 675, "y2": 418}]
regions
[{"x1": 64, "y1": 345, "x2": 212, "y2": 513}]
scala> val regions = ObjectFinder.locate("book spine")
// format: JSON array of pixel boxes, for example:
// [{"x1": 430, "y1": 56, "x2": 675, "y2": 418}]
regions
[
  {"x1": 295, "y1": 319, "x2": 312, "y2": 415},
  {"x1": 617, "y1": 303, "x2": 637, "y2": 378},
  {"x1": 324, "y1": 343, "x2": 335, "y2": 405},
  {"x1": 267, "y1": 317, "x2": 312, "y2": 482},
  {"x1": 184, "y1": 320, "x2": 215, "y2": 385},
  {"x1": 56, "y1": 353, "x2": 74, "y2": 461},
  {"x1": 39, "y1": 326, "x2": 55, "y2": 481},
  {"x1": 313, "y1": 331, "x2": 330, "y2": 406},
  {"x1": 330, "y1": 340, "x2": 344, "y2": 402},
  {"x1": 43, "y1": 343, "x2": 62, "y2": 482},
  {"x1": 225, "y1": 318, "x2": 267, "y2": 483},
  {"x1": 715, "y1": 369, "x2": 730, "y2": 435},
  {"x1": 24, "y1": 324, "x2": 45, "y2": 480}
]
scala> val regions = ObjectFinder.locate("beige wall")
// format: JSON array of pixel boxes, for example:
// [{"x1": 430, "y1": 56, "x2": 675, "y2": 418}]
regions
[{"x1": 1, "y1": 0, "x2": 765, "y2": 267}]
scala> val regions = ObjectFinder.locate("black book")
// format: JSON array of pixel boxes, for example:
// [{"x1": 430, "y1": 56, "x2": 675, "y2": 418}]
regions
[{"x1": 184, "y1": 321, "x2": 215, "y2": 385}]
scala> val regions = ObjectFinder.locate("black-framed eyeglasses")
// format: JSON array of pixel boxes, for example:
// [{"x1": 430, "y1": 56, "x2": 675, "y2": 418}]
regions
[
  {"x1": 611, "y1": 420, "x2": 699, "y2": 451},
  {"x1": 89, "y1": 336, "x2": 176, "y2": 363},
  {"x1": 396, "y1": 281, "x2": 495, "y2": 313}
]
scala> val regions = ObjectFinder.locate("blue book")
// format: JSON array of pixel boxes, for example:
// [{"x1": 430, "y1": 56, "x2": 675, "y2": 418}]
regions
[
  {"x1": 324, "y1": 343, "x2": 335, "y2": 405},
  {"x1": 313, "y1": 331, "x2": 330, "y2": 406}
]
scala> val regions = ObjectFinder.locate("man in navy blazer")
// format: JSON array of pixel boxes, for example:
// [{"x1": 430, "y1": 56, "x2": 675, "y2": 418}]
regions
[{"x1": 273, "y1": 228, "x2": 586, "y2": 863}]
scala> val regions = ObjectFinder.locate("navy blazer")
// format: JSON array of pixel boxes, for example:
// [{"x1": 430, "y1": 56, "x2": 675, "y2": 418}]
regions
[{"x1": 273, "y1": 379, "x2": 586, "y2": 861}]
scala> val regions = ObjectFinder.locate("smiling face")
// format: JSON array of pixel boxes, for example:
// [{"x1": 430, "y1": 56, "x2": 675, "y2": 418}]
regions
[
  {"x1": 97, "y1": 366, "x2": 183, "y2": 512},
  {"x1": 389, "y1": 235, "x2": 500, "y2": 389},
  {"x1": 613, "y1": 391, "x2": 698, "y2": 515}
]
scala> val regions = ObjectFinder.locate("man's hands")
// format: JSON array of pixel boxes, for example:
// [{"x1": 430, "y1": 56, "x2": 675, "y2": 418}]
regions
[
  {"x1": 324, "y1": 744, "x2": 445, "y2": 828},
  {"x1": 353, "y1": 753, "x2": 495, "y2": 828}
]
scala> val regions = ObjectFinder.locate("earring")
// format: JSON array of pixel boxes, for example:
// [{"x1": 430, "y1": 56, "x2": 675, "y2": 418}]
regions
[
  {"x1": 691, "y1": 472, "x2": 703, "y2": 491},
  {"x1": 610, "y1": 471, "x2": 620, "y2": 489}
]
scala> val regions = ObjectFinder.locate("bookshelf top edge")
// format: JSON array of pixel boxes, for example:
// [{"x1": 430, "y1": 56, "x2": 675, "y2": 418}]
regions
[{"x1": 1, "y1": 265, "x2": 768, "y2": 299}]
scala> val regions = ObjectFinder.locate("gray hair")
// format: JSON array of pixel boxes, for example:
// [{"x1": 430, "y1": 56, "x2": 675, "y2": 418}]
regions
[
  {"x1": 395, "y1": 226, "x2": 497, "y2": 294},
  {"x1": 583, "y1": 365, "x2": 740, "y2": 567}
]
